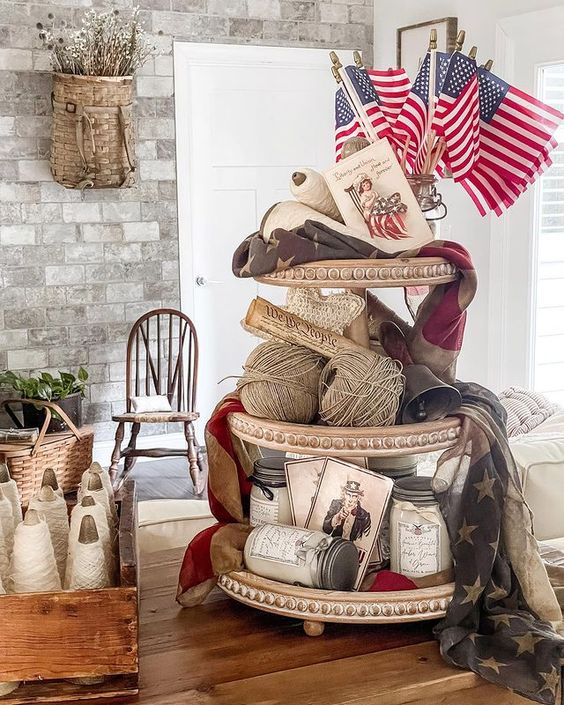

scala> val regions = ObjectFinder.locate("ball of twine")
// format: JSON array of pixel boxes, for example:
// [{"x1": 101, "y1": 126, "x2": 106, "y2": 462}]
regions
[
  {"x1": 237, "y1": 341, "x2": 324, "y2": 424},
  {"x1": 319, "y1": 349, "x2": 404, "y2": 427}
]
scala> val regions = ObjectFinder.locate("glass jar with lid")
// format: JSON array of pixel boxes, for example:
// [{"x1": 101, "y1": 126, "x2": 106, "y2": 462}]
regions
[
  {"x1": 244, "y1": 523, "x2": 359, "y2": 590},
  {"x1": 389, "y1": 476, "x2": 452, "y2": 578},
  {"x1": 249, "y1": 457, "x2": 292, "y2": 527}
]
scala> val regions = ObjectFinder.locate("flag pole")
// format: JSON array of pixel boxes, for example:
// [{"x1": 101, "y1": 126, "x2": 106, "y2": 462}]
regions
[
  {"x1": 421, "y1": 29, "x2": 437, "y2": 174},
  {"x1": 330, "y1": 50, "x2": 378, "y2": 142}
]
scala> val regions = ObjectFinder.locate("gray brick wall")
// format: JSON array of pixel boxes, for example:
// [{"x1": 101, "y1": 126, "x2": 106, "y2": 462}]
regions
[{"x1": 0, "y1": 0, "x2": 373, "y2": 442}]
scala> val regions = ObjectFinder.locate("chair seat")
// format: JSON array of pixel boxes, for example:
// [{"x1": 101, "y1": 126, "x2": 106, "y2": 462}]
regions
[{"x1": 112, "y1": 411, "x2": 199, "y2": 424}]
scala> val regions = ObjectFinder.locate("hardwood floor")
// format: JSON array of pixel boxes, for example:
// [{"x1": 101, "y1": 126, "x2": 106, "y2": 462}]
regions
[{"x1": 120, "y1": 456, "x2": 207, "y2": 502}]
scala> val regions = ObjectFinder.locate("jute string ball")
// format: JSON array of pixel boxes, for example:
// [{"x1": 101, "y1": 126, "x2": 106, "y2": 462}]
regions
[
  {"x1": 237, "y1": 341, "x2": 324, "y2": 424},
  {"x1": 319, "y1": 348, "x2": 404, "y2": 427}
]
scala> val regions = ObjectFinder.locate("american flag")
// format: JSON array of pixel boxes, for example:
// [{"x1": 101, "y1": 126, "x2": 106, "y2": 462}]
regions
[
  {"x1": 344, "y1": 65, "x2": 392, "y2": 140},
  {"x1": 366, "y1": 68, "x2": 411, "y2": 127},
  {"x1": 395, "y1": 51, "x2": 450, "y2": 171},
  {"x1": 432, "y1": 52, "x2": 480, "y2": 181},
  {"x1": 460, "y1": 68, "x2": 563, "y2": 215},
  {"x1": 334, "y1": 86, "x2": 365, "y2": 161}
]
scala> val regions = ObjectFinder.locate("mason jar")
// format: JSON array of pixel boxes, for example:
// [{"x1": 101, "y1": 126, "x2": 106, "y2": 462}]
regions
[
  {"x1": 244, "y1": 523, "x2": 359, "y2": 590},
  {"x1": 389, "y1": 476, "x2": 452, "y2": 578},
  {"x1": 407, "y1": 174, "x2": 447, "y2": 238},
  {"x1": 249, "y1": 457, "x2": 292, "y2": 527},
  {"x1": 367, "y1": 456, "x2": 418, "y2": 569}
]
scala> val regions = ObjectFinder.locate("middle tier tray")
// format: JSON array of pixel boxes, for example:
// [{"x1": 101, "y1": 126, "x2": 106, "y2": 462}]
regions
[{"x1": 228, "y1": 412, "x2": 461, "y2": 457}]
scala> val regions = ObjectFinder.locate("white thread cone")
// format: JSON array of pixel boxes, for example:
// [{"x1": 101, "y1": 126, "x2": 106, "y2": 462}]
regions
[
  {"x1": 82, "y1": 473, "x2": 118, "y2": 528},
  {"x1": 0, "y1": 463, "x2": 22, "y2": 529},
  {"x1": 28, "y1": 486, "x2": 69, "y2": 582},
  {"x1": 9, "y1": 509, "x2": 61, "y2": 593},
  {"x1": 0, "y1": 488, "x2": 15, "y2": 556},
  {"x1": 41, "y1": 468, "x2": 64, "y2": 498},
  {"x1": 78, "y1": 462, "x2": 115, "y2": 505},
  {"x1": 67, "y1": 515, "x2": 110, "y2": 590},
  {"x1": 66, "y1": 497, "x2": 116, "y2": 588}
]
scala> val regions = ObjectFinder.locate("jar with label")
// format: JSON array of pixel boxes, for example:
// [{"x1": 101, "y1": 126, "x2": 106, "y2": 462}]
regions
[
  {"x1": 389, "y1": 476, "x2": 452, "y2": 578},
  {"x1": 367, "y1": 456, "x2": 418, "y2": 570},
  {"x1": 244, "y1": 523, "x2": 359, "y2": 590},
  {"x1": 249, "y1": 457, "x2": 292, "y2": 527}
]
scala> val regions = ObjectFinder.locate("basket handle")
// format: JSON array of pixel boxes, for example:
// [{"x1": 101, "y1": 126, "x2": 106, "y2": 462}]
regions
[{"x1": 1, "y1": 399, "x2": 83, "y2": 457}]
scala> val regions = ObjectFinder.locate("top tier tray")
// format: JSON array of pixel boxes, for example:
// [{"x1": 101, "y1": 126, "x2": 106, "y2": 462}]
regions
[{"x1": 255, "y1": 257, "x2": 457, "y2": 289}]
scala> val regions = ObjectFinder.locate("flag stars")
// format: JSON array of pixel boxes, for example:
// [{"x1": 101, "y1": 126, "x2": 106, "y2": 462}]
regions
[
  {"x1": 539, "y1": 667, "x2": 560, "y2": 696},
  {"x1": 512, "y1": 632, "x2": 545, "y2": 656},
  {"x1": 456, "y1": 518, "x2": 479, "y2": 545},
  {"x1": 461, "y1": 576, "x2": 484, "y2": 605},
  {"x1": 473, "y1": 470, "x2": 496, "y2": 502},
  {"x1": 489, "y1": 613, "x2": 512, "y2": 629},
  {"x1": 478, "y1": 656, "x2": 506, "y2": 675}
]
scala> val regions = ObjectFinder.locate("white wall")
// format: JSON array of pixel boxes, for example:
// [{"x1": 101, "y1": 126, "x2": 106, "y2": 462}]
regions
[{"x1": 373, "y1": 0, "x2": 563, "y2": 389}]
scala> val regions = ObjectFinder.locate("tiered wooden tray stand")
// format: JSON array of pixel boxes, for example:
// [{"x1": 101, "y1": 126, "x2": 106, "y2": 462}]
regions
[{"x1": 221, "y1": 257, "x2": 460, "y2": 635}]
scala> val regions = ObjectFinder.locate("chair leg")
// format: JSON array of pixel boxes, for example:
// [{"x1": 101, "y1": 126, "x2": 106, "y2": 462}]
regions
[
  {"x1": 109, "y1": 422, "x2": 125, "y2": 488},
  {"x1": 184, "y1": 421, "x2": 202, "y2": 494},
  {"x1": 124, "y1": 422, "x2": 141, "y2": 474}
]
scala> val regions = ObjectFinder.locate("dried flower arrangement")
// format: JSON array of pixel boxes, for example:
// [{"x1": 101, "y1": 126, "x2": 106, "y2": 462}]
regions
[{"x1": 38, "y1": 7, "x2": 156, "y2": 76}]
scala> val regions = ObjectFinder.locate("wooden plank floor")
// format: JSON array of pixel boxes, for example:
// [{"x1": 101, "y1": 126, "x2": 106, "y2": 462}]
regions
[
  {"x1": 137, "y1": 548, "x2": 531, "y2": 705},
  {"x1": 120, "y1": 457, "x2": 207, "y2": 502}
]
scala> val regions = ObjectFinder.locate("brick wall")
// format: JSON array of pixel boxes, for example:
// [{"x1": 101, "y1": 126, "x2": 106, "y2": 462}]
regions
[{"x1": 0, "y1": 0, "x2": 373, "y2": 442}]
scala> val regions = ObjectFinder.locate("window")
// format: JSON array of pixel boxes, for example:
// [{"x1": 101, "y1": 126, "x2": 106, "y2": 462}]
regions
[{"x1": 533, "y1": 63, "x2": 564, "y2": 406}]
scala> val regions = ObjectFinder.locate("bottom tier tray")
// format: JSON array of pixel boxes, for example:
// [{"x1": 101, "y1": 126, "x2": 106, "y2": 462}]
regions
[{"x1": 218, "y1": 571, "x2": 454, "y2": 636}]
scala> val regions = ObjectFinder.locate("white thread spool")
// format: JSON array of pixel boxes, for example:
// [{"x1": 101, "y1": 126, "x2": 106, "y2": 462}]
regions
[
  {"x1": 28, "y1": 486, "x2": 69, "y2": 582},
  {"x1": 9, "y1": 509, "x2": 61, "y2": 593},
  {"x1": 0, "y1": 463, "x2": 22, "y2": 529},
  {"x1": 0, "y1": 575, "x2": 20, "y2": 696},
  {"x1": 66, "y1": 496, "x2": 115, "y2": 588},
  {"x1": 78, "y1": 462, "x2": 114, "y2": 505},
  {"x1": 41, "y1": 468, "x2": 64, "y2": 498},
  {"x1": 66, "y1": 515, "x2": 110, "y2": 687},
  {"x1": 82, "y1": 474, "x2": 118, "y2": 528},
  {"x1": 0, "y1": 488, "x2": 14, "y2": 555},
  {"x1": 290, "y1": 168, "x2": 342, "y2": 222}
]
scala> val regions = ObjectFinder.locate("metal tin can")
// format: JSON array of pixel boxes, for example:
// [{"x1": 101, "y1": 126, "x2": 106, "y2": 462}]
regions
[
  {"x1": 249, "y1": 457, "x2": 292, "y2": 527},
  {"x1": 389, "y1": 476, "x2": 452, "y2": 578},
  {"x1": 244, "y1": 523, "x2": 359, "y2": 590}
]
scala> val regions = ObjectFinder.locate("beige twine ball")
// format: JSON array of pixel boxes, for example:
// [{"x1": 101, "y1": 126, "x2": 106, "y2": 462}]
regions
[
  {"x1": 319, "y1": 349, "x2": 404, "y2": 427},
  {"x1": 237, "y1": 341, "x2": 324, "y2": 424}
]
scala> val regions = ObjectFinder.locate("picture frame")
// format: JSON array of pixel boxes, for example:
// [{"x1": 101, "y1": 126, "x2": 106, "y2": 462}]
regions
[
  {"x1": 305, "y1": 458, "x2": 394, "y2": 590},
  {"x1": 397, "y1": 17, "x2": 458, "y2": 78}
]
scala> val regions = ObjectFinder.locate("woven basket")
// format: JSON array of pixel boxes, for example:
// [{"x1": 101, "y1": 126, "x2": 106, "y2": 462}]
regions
[
  {"x1": 0, "y1": 399, "x2": 93, "y2": 506},
  {"x1": 51, "y1": 73, "x2": 136, "y2": 189}
]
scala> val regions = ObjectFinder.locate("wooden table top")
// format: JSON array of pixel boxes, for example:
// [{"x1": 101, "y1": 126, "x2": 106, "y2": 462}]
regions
[{"x1": 136, "y1": 548, "x2": 529, "y2": 705}]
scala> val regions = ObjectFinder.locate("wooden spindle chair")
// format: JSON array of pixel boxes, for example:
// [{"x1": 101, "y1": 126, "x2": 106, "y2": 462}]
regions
[{"x1": 109, "y1": 308, "x2": 202, "y2": 491}]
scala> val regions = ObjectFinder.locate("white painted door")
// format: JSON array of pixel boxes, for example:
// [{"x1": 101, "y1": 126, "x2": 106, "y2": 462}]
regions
[
  {"x1": 175, "y1": 43, "x2": 338, "y2": 431},
  {"x1": 488, "y1": 7, "x2": 564, "y2": 394}
]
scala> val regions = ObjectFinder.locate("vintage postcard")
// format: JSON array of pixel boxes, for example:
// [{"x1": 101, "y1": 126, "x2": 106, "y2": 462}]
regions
[
  {"x1": 323, "y1": 140, "x2": 434, "y2": 254},
  {"x1": 306, "y1": 458, "x2": 394, "y2": 589},
  {"x1": 285, "y1": 457, "x2": 328, "y2": 528}
]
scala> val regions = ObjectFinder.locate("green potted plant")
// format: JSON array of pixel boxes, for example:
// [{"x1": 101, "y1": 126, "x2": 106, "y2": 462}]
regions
[{"x1": 0, "y1": 368, "x2": 88, "y2": 433}]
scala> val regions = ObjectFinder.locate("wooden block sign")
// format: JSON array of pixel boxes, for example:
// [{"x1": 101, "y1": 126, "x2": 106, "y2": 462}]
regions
[{"x1": 245, "y1": 297, "x2": 365, "y2": 358}]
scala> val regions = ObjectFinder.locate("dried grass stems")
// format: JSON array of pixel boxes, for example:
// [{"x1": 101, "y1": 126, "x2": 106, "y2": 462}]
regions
[{"x1": 38, "y1": 7, "x2": 157, "y2": 77}]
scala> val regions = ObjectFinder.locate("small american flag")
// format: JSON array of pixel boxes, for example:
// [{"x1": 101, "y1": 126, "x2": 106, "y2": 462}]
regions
[
  {"x1": 344, "y1": 65, "x2": 392, "y2": 140},
  {"x1": 475, "y1": 68, "x2": 563, "y2": 187},
  {"x1": 334, "y1": 86, "x2": 365, "y2": 162},
  {"x1": 366, "y1": 68, "x2": 411, "y2": 127},
  {"x1": 460, "y1": 68, "x2": 563, "y2": 215},
  {"x1": 432, "y1": 52, "x2": 480, "y2": 181},
  {"x1": 395, "y1": 51, "x2": 449, "y2": 170}
]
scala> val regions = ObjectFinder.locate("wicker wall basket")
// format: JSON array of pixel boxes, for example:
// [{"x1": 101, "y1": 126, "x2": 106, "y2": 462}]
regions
[
  {"x1": 51, "y1": 73, "x2": 136, "y2": 189},
  {"x1": 0, "y1": 399, "x2": 93, "y2": 506}
]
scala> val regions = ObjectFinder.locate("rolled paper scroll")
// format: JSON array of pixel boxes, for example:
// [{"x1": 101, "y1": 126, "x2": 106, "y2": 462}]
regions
[{"x1": 245, "y1": 297, "x2": 365, "y2": 359}]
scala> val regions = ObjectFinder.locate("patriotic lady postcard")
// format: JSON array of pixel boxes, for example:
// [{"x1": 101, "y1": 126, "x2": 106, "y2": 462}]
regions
[{"x1": 324, "y1": 141, "x2": 434, "y2": 254}]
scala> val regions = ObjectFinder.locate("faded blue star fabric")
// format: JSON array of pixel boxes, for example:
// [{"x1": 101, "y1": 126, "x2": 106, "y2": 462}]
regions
[{"x1": 433, "y1": 382, "x2": 564, "y2": 703}]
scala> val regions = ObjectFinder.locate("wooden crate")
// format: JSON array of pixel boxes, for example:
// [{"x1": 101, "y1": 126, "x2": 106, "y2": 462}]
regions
[{"x1": 0, "y1": 480, "x2": 139, "y2": 703}]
